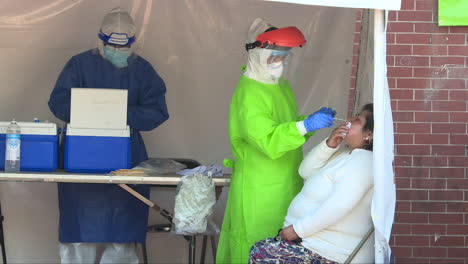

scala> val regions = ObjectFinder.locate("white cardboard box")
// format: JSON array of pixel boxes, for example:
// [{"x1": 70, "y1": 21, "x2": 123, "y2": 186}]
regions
[{"x1": 70, "y1": 88, "x2": 128, "y2": 130}]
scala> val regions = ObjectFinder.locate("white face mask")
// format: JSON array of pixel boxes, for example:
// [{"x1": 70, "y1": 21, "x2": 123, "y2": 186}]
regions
[{"x1": 267, "y1": 61, "x2": 284, "y2": 79}]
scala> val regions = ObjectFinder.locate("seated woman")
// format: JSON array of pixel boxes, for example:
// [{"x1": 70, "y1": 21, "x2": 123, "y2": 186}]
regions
[{"x1": 249, "y1": 103, "x2": 374, "y2": 264}]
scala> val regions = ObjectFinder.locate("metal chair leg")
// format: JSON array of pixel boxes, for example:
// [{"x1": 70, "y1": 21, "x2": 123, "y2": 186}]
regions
[
  {"x1": 188, "y1": 235, "x2": 196, "y2": 264},
  {"x1": 141, "y1": 243, "x2": 148, "y2": 264},
  {"x1": 0, "y1": 204, "x2": 7, "y2": 264},
  {"x1": 210, "y1": 236, "x2": 217, "y2": 261},
  {"x1": 200, "y1": 236, "x2": 208, "y2": 264}
]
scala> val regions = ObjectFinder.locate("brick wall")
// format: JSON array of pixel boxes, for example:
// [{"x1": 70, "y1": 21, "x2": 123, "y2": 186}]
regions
[{"x1": 351, "y1": 0, "x2": 468, "y2": 263}]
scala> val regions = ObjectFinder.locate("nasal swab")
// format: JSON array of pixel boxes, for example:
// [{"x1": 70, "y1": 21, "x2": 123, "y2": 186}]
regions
[{"x1": 334, "y1": 117, "x2": 348, "y2": 122}]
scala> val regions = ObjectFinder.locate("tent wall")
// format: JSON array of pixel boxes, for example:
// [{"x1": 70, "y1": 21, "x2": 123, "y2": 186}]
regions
[{"x1": 0, "y1": 0, "x2": 356, "y2": 263}]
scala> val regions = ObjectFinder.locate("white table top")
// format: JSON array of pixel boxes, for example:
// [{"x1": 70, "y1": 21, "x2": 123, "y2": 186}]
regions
[{"x1": 0, "y1": 171, "x2": 230, "y2": 186}]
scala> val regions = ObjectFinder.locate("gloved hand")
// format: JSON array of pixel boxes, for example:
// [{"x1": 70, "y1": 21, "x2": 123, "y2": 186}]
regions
[{"x1": 304, "y1": 107, "x2": 336, "y2": 133}]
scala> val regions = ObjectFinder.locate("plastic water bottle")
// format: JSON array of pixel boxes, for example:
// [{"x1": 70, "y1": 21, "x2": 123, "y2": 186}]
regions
[{"x1": 4, "y1": 119, "x2": 21, "y2": 173}]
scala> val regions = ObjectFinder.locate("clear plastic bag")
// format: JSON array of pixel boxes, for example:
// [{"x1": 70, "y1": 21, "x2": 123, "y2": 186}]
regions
[
  {"x1": 172, "y1": 173, "x2": 219, "y2": 235},
  {"x1": 133, "y1": 158, "x2": 187, "y2": 175}
]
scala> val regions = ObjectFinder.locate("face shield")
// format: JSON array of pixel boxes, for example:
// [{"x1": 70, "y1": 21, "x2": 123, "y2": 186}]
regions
[{"x1": 244, "y1": 18, "x2": 306, "y2": 84}]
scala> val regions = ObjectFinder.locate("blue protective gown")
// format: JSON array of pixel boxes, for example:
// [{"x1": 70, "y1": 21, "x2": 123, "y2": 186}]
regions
[{"x1": 48, "y1": 49, "x2": 169, "y2": 243}]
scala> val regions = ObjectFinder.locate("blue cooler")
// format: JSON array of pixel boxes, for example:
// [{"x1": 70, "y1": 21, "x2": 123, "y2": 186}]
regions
[
  {"x1": 0, "y1": 122, "x2": 58, "y2": 172},
  {"x1": 64, "y1": 125, "x2": 131, "y2": 173}
]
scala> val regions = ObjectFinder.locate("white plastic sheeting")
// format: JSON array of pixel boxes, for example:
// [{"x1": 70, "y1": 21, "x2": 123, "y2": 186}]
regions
[
  {"x1": 267, "y1": 0, "x2": 402, "y2": 10},
  {"x1": 0, "y1": 1, "x2": 356, "y2": 263}
]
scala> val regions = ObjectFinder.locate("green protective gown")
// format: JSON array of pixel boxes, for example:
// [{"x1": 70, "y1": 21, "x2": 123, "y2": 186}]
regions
[{"x1": 217, "y1": 75, "x2": 313, "y2": 263}]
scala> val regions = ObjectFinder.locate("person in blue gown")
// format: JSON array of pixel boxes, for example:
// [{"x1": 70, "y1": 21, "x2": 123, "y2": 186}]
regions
[{"x1": 48, "y1": 7, "x2": 169, "y2": 263}]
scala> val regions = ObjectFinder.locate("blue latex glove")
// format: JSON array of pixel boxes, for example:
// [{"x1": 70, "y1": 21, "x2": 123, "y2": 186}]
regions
[{"x1": 304, "y1": 107, "x2": 336, "y2": 132}]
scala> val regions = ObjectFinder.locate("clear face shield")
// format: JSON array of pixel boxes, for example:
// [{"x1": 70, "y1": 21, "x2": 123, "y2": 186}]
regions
[{"x1": 265, "y1": 48, "x2": 297, "y2": 82}]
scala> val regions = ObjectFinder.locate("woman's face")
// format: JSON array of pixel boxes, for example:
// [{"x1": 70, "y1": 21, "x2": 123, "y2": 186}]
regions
[{"x1": 344, "y1": 111, "x2": 372, "y2": 150}]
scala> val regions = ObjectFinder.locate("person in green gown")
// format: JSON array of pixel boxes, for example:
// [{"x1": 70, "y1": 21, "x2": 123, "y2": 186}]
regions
[{"x1": 217, "y1": 18, "x2": 337, "y2": 263}]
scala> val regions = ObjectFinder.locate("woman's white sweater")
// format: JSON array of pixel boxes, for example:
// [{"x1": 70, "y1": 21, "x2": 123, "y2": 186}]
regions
[{"x1": 283, "y1": 140, "x2": 374, "y2": 263}]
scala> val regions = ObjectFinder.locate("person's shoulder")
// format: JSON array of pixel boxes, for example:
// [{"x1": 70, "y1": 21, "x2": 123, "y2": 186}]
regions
[
  {"x1": 349, "y1": 149, "x2": 373, "y2": 165},
  {"x1": 132, "y1": 54, "x2": 154, "y2": 67}
]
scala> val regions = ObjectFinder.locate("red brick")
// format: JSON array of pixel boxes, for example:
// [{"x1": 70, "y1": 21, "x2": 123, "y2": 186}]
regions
[
  {"x1": 415, "y1": 112, "x2": 449, "y2": 122},
  {"x1": 448, "y1": 157, "x2": 468, "y2": 167},
  {"x1": 412, "y1": 45, "x2": 447, "y2": 55},
  {"x1": 415, "y1": 23, "x2": 449, "y2": 33},
  {"x1": 401, "y1": 0, "x2": 415, "y2": 10},
  {"x1": 448, "y1": 46, "x2": 468, "y2": 56},
  {"x1": 449, "y1": 90, "x2": 468, "y2": 101},
  {"x1": 430, "y1": 56, "x2": 465, "y2": 67},
  {"x1": 432, "y1": 101, "x2": 466, "y2": 111},
  {"x1": 447, "y1": 202, "x2": 468, "y2": 213},
  {"x1": 391, "y1": 67, "x2": 414, "y2": 78},
  {"x1": 447, "y1": 225, "x2": 468, "y2": 235},
  {"x1": 395, "y1": 257, "x2": 429, "y2": 264},
  {"x1": 396, "y1": 200, "x2": 411, "y2": 211},
  {"x1": 395, "y1": 156, "x2": 412, "y2": 166},
  {"x1": 430, "y1": 190, "x2": 464, "y2": 201},
  {"x1": 396, "y1": 167, "x2": 430, "y2": 178},
  {"x1": 432, "y1": 34, "x2": 466, "y2": 44},
  {"x1": 451, "y1": 135, "x2": 468, "y2": 145},
  {"x1": 413, "y1": 67, "x2": 447, "y2": 78},
  {"x1": 448, "y1": 68, "x2": 468, "y2": 78},
  {"x1": 353, "y1": 32, "x2": 360, "y2": 43},
  {"x1": 387, "y1": 56, "x2": 395, "y2": 66},
  {"x1": 396, "y1": 34, "x2": 431, "y2": 44},
  {"x1": 391, "y1": 246, "x2": 412, "y2": 257},
  {"x1": 413, "y1": 156, "x2": 448, "y2": 167},
  {"x1": 413, "y1": 247, "x2": 447, "y2": 258},
  {"x1": 388, "y1": 22, "x2": 414, "y2": 32},
  {"x1": 388, "y1": 78, "x2": 396, "y2": 88},
  {"x1": 414, "y1": 134, "x2": 449, "y2": 144},
  {"x1": 431, "y1": 168, "x2": 465, "y2": 179},
  {"x1": 390, "y1": 89, "x2": 414, "y2": 99},
  {"x1": 398, "y1": 11, "x2": 433, "y2": 21},
  {"x1": 432, "y1": 79, "x2": 466, "y2": 89},
  {"x1": 395, "y1": 134, "x2": 414, "y2": 144},
  {"x1": 387, "y1": 45, "x2": 412, "y2": 56},
  {"x1": 432, "y1": 145, "x2": 466, "y2": 156},
  {"x1": 393, "y1": 111, "x2": 414, "y2": 122},
  {"x1": 398, "y1": 190, "x2": 429, "y2": 200},
  {"x1": 415, "y1": 0, "x2": 437, "y2": 10},
  {"x1": 450, "y1": 112, "x2": 468, "y2": 122},
  {"x1": 387, "y1": 33, "x2": 395, "y2": 44},
  {"x1": 352, "y1": 44, "x2": 359, "y2": 55},
  {"x1": 397, "y1": 123, "x2": 431, "y2": 133},
  {"x1": 429, "y1": 213, "x2": 464, "y2": 224},
  {"x1": 432, "y1": 123, "x2": 466, "y2": 134},
  {"x1": 412, "y1": 178, "x2": 446, "y2": 189},
  {"x1": 397, "y1": 79, "x2": 431, "y2": 89},
  {"x1": 447, "y1": 247, "x2": 468, "y2": 258},
  {"x1": 447, "y1": 179, "x2": 468, "y2": 189},
  {"x1": 398, "y1": 100, "x2": 432, "y2": 111},
  {"x1": 396, "y1": 56, "x2": 430, "y2": 67},
  {"x1": 431, "y1": 236, "x2": 465, "y2": 246},
  {"x1": 388, "y1": 11, "x2": 396, "y2": 21},
  {"x1": 412, "y1": 201, "x2": 445, "y2": 212},
  {"x1": 396, "y1": 235, "x2": 430, "y2": 246},
  {"x1": 449, "y1": 26, "x2": 468, "y2": 33},
  {"x1": 354, "y1": 22, "x2": 361, "y2": 33},
  {"x1": 395, "y1": 212, "x2": 429, "y2": 223},
  {"x1": 397, "y1": 145, "x2": 431, "y2": 156},
  {"x1": 415, "y1": 90, "x2": 449, "y2": 100},
  {"x1": 428, "y1": 259, "x2": 464, "y2": 264},
  {"x1": 412, "y1": 224, "x2": 446, "y2": 235}
]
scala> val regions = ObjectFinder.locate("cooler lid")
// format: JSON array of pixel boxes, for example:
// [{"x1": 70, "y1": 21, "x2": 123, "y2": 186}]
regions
[
  {"x1": 0, "y1": 122, "x2": 57, "y2": 135},
  {"x1": 66, "y1": 125, "x2": 130, "y2": 137}
]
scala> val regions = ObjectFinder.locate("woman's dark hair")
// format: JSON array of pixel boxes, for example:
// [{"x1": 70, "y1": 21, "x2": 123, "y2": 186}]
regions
[{"x1": 361, "y1": 103, "x2": 374, "y2": 151}]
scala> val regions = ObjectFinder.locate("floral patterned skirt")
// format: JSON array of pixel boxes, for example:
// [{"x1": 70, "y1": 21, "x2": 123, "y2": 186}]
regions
[{"x1": 249, "y1": 237, "x2": 339, "y2": 264}]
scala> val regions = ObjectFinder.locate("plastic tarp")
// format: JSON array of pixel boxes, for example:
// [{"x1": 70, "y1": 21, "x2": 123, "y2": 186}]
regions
[
  {"x1": 438, "y1": 0, "x2": 468, "y2": 26},
  {"x1": 0, "y1": 0, "x2": 356, "y2": 263},
  {"x1": 266, "y1": 0, "x2": 402, "y2": 10}
]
